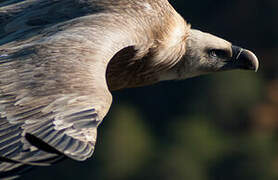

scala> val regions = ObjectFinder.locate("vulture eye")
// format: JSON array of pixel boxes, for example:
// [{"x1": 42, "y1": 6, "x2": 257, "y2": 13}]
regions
[
  {"x1": 208, "y1": 49, "x2": 228, "y2": 59},
  {"x1": 209, "y1": 50, "x2": 217, "y2": 58}
]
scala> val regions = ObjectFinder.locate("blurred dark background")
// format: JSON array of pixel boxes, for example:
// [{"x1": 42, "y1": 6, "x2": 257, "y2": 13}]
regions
[{"x1": 23, "y1": 0, "x2": 278, "y2": 179}]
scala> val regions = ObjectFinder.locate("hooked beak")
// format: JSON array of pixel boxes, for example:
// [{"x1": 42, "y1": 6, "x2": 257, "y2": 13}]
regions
[
  {"x1": 222, "y1": 45, "x2": 259, "y2": 72},
  {"x1": 232, "y1": 45, "x2": 259, "y2": 72}
]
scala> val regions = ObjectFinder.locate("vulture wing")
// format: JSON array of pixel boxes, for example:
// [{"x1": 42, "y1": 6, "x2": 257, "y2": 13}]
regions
[
  {"x1": 0, "y1": 0, "x2": 143, "y2": 178},
  {"x1": 0, "y1": 0, "x2": 100, "y2": 45}
]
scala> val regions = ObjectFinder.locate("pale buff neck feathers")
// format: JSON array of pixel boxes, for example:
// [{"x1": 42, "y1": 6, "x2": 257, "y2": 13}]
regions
[{"x1": 106, "y1": 3, "x2": 190, "y2": 90}]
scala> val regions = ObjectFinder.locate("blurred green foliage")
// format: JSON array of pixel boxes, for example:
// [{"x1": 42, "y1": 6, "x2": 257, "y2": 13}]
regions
[{"x1": 23, "y1": 0, "x2": 278, "y2": 180}]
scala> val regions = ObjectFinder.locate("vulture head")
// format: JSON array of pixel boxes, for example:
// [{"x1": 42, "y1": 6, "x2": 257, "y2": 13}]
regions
[
  {"x1": 0, "y1": 0, "x2": 259, "y2": 179},
  {"x1": 162, "y1": 29, "x2": 259, "y2": 81}
]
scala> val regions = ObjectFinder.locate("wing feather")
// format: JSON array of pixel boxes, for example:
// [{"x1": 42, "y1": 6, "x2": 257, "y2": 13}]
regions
[{"x1": 0, "y1": 41, "x2": 115, "y2": 178}]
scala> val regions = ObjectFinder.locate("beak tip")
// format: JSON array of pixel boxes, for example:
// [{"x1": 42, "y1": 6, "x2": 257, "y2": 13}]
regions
[{"x1": 245, "y1": 49, "x2": 259, "y2": 72}]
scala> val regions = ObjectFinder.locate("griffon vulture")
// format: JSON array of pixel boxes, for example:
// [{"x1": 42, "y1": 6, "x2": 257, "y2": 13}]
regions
[{"x1": 0, "y1": 0, "x2": 259, "y2": 178}]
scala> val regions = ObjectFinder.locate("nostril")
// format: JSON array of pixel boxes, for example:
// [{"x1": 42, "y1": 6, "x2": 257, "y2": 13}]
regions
[
  {"x1": 232, "y1": 45, "x2": 243, "y2": 60},
  {"x1": 235, "y1": 48, "x2": 244, "y2": 60}
]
